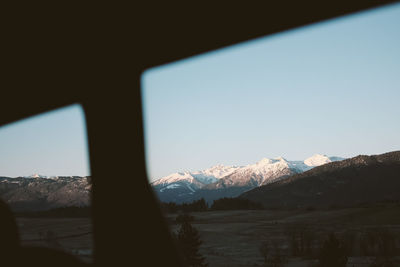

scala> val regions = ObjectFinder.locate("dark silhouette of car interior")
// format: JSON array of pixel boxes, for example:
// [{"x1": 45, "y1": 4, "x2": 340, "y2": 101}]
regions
[{"x1": 1, "y1": 2, "x2": 397, "y2": 266}]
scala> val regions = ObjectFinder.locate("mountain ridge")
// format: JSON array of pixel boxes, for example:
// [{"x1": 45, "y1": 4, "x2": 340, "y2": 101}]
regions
[
  {"x1": 151, "y1": 154, "x2": 344, "y2": 203},
  {"x1": 0, "y1": 176, "x2": 91, "y2": 211},
  {"x1": 240, "y1": 151, "x2": 400, "y2": 208}
]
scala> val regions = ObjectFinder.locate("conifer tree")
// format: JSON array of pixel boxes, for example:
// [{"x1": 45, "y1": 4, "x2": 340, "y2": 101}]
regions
[
  {"x1": 319, "y1": 233, "x2": 347, "y2": 267},
  {"x1": 175, "y1": 215, "x2": 208, "y2": 267}
]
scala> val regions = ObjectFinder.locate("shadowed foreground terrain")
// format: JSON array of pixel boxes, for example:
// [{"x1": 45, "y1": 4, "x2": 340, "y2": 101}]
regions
[
  {"x1": 16, "y1": 217, "x2": 93, "y2": 263},
  {"x1": 166, "y1": 205, "x2": 400, "y2": 267}
]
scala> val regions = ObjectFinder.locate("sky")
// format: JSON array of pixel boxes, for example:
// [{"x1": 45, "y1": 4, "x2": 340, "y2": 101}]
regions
[
  {"x1": 142, "y1": 3, "x2": 400, "y2": 182},
  {"x1": 0, "y1": 104, "x2": 90, "y2": 177}
]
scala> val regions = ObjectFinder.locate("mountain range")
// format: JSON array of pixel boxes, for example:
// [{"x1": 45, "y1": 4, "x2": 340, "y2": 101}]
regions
[
  {"x1": 2, "y1": 150, "x2": 397, "y2": 212},
  {"x1": 151, "y1": 154, "x2": 344, "y2": 203},
  {"x1": 241, "y1": 150, "x2": 400, "y2": 209},
  {"x1": 0, "y1": 176, "x2": 91, "y2": 211}
]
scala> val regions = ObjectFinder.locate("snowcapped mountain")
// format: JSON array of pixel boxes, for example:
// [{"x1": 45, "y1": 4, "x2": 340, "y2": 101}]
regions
[
  {"x1": 207, "y1": 157, "x2": 303, "y2": 189},
  {"x1": 304, "y1": 154, "x2": 337, "y2": 167},
  {"x1": 151, "y1": 165, "x2": 240, "y2": 201},
  {"x1": 152, "y1": 154, "x2": 344, "y2": 203},
  {"x1": 241, "y1": 151, "x2": 400, "y2": 209}
]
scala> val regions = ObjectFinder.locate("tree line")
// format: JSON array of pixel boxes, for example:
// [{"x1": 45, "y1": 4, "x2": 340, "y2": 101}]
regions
[
  {"x1": 160, "y1": 197, "x2": 264, "y2": 213},
  {"x1": 259, "y1": 226, "x2": 400, "y2": 267},
  {"x1": 15, "y1": 206, "x2": 91, "y2": 218}
]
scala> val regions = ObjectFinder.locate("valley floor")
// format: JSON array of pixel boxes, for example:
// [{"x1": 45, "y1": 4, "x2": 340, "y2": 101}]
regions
[
  {"x1": 166, "y1": 205, "x2": 400, "y2": 267},
  {"x1": 13, "y1": 206, "x2": 400, "y2": 266},
  {"x1": 16, "y1": 218, "x2": 93, "y2": 263}
]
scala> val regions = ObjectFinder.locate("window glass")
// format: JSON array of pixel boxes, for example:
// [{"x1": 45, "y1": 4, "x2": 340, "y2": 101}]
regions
[
  {"x1": 142, "y1": 3, "x2": 400, "y2": 266},
  {"x1": 0, "y1": 104, "x2": 93, "y2": 263}
]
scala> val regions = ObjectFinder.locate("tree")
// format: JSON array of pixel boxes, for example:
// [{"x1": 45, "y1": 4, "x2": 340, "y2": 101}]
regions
[
  {"x1": 318, "y1": 233, "x2": 347, "y2": 267},
  {"x1": 341, "y1": 230, "x2": 356, "y2": 257},
  {"x1": 176, "y1": 213, "x2": 194, "y2": 224},
  {"x1": 259, "y1": 240, "x2": 287, "y2": 267},
  {"x1": 367, "y1": 228, "x2": 398, "y2": 267},
  {"x1": 270, "y1": 240, "x2": 287, "y2": 267},
  {"x1": 259, "y1": 241, "x2": 270, "y2": 265},
  {"x1": 285, "y1": 224, "x2": 314, "y2": 258},
  {"x1": 161, "y1": 198, "x2": 208, "y2": 213},
  {"x1": 211, "y1": 197, "x2": 263, "y2": 210},
  {"x1": 175, "y1": 215, "x2": 208, "y2": 267}
]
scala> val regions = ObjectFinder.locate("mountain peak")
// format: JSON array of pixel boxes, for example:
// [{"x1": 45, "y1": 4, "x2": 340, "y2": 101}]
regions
[
  {"x1": 257, "y1": 158, "x2": 274, "y2": 165},
  {"x1": 26, "y1": 173, "x2": 47, "y2": 178},
  {"x1": 304, "y1": 154, "x2": 331, "y2": 167},
  {"x1": 274, "y1": 156, "x2": 288, "y2": 162},
  {"x1": 208, "y1": 164, "x2": 225, "y2": 170},
  {"x1": 199, "y1": 164, "x2": 240, "y2": 179},
  {"x1": 255, "y1": 157, "x2": 288, "y2": 167}
]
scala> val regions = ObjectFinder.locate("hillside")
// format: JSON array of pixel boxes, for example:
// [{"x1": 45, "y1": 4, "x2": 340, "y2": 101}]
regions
[
  {"x1": 241, "y1": 151, "x2": 400, "y2": 209},
  {"x1": 0, "y1": 176, "x2": 91, "y2": 211}
]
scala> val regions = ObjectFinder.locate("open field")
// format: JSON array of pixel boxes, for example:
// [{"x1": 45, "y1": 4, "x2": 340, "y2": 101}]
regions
[
  {"x1": 166, "y1": 205, "x2": 400, "y2": 267},
  {"x1": 16, "y1": 218, "x2": 93, "y2": 263},
  {"x1": 13, "y1": 206, "x2": 400, "y2": 266}
]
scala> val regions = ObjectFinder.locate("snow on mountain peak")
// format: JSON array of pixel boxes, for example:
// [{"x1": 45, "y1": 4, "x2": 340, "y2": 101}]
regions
[
  {"x1": 208, "y1": 164, "x2": 224, "y2": 169},
  {"x1": 26, "y1": 174, "x2": 48, "y2": 179},
  {"x1": 255, "y1": 156, "x2": 289, "y2": 166},
  {"x1": 152, "y1": 164, "x2": 240, "y2": 187},
  {"x1": 152, "y1": 154, "x2": 345, "y2": 189},
  {"x1": 257, "y1": 158, "x2": 274, "y2": 165},
  {"x1": 304, "y1": 154, "x2": 332, "y2": 167},
  {"x1": 247, "y1": 156, "x2": 291, "y2": 176},
  {"x1": 197, "y1": 164, "x2": 240, "y2": 179}
]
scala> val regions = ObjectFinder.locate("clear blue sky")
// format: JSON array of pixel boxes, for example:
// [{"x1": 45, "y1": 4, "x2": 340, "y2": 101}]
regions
[
  {"x1": 142, "y1": 3, "x2": 400, "y2": 182},
  {"x1": 0, "y1": 104, "x2": 90, "y2": 177}
]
